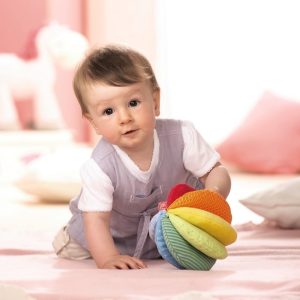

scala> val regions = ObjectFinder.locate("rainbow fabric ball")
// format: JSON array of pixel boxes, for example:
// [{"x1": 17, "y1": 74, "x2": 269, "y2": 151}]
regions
[{"x1": 149, "y1": 184, "x2": 237, "y2": 270}]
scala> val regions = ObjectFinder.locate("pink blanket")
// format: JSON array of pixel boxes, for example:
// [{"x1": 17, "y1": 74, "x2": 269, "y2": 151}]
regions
[{"x1": 1, "y1": 222, "x2": 299, "y2": 300}]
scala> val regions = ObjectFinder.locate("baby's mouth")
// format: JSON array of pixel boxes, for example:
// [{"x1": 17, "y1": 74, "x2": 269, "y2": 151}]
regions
[{"x1": 123, "y1": 129, "x2": 137, "y2": 135}]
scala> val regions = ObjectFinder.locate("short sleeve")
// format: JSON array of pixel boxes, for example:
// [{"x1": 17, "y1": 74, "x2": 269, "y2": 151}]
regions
[
  {"x1": 77, "y1": 158, "x2": 114, "y2": 212},
  {"x1": 181, "y1": 120, "x2": 220, "y2": 177}
]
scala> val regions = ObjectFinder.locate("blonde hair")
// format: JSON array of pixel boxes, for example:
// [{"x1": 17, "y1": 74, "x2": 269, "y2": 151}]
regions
[{"x1": 73, "y1": 45, "x2": 159, "y2": 115}]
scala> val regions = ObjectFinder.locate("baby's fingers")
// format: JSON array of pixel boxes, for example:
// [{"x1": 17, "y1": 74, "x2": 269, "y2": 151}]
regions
[
  {"x1": 131, "y1": 256, "x2": 147, "y2": 269},
  {"x1": 116, "y1": 256, "x2": 147, "y2": 269},
  {"x1": 101, "y1": 255, "x2": 147, "y2": 270}
]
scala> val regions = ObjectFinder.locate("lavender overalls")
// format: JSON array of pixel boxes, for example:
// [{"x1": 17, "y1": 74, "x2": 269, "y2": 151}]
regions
[{"x1": 67, "y1": 119, "x2": 202, "y2": 258}]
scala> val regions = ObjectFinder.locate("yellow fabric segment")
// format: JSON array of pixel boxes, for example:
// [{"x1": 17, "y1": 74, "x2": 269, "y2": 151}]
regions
[
  {"x1": 167, "y1": 189, "x2": 232, "y2": 223},
  {"x1": 168, "y1": 213, "x2": 228, "y2": 259},
  {"x1": 168, "y1": 207, "x2": 237, "y2": 245}
]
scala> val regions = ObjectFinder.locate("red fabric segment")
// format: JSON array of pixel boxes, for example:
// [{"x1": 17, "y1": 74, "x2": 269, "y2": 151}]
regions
[{"x1": 166, "y1": 183, "x2": 195, "y2": 208}]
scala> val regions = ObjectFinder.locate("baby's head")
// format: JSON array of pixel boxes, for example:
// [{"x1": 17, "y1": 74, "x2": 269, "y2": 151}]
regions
[
  {"x1": 73, "y1": 45, "x2": 159, "y2": 116},
  {"x1": 73, "y1": 45, "x2": 160, "y2": 150}
]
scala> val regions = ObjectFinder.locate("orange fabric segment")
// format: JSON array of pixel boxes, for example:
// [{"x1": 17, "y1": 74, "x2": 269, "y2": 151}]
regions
[{"x1": 167, "y1": 189, "x2": 232, "y2": 223}]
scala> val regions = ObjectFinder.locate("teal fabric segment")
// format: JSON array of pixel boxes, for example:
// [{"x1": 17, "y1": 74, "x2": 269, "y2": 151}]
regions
[{"x1": 162, "y1": 214, "x2": 216, "y2": 270}]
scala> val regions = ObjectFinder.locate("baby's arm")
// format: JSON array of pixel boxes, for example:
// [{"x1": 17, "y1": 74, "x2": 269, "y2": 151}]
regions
[
  {"x1": 181, "y1": 121, "x2": 230, "y2": 198},
  {"x1": 199, "y1": 162, "x2": 231, "y2": 199},
  {"x1": 83, "y1": 211, "x2": 147, "y2": 269}
]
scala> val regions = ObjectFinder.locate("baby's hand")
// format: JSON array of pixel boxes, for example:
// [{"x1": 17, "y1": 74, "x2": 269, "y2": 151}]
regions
[{"x1": 100, "y1": 255, "x2": 147, "y2": 270}]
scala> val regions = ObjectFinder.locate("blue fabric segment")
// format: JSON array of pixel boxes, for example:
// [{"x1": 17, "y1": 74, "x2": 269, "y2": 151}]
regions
[
  {"x1": 154, "y1": 211, "x2": 183, "y2": 269},
  {"x1": 149, "y1": 210, "x2": 163, "y2": 241}
]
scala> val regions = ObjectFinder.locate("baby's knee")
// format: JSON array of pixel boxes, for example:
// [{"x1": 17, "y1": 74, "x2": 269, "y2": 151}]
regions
[{"x1": 52, "y1": 226, "x2": 91, "y2": 260}]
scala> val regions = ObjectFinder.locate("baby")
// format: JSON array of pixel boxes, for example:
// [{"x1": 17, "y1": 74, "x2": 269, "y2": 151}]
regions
[{"x1": 52, "y1": 45, "x2": 231, "y2": 269}]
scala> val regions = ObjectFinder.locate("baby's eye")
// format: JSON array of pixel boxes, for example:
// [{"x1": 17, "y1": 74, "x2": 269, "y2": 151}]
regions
[
  {"x1": 129, "y1": 99, "x2": 140, "y2": 107},
  {"x1": 103, "y1": 108, "x2": 114, "y2": 115}
]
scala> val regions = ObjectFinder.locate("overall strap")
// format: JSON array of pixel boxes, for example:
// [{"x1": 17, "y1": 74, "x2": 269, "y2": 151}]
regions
[{"x1": 133, "y1": 207, "x2": 158, "y2": 258}]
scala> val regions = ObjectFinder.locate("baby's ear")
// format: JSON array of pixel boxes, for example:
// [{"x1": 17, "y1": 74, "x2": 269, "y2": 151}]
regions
[
  {"x1": 84, "y1": 113, "x2": 100, "y2": 134},
  {"x1": 153, "y1": 88, "x2": 160, "y2": 116},
  {"x1": 83, "y1": 112, "x2": 93, "y2": 123}
]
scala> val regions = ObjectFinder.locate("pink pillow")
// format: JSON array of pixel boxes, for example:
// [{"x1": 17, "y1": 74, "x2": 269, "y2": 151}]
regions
[{"x1": 216, "y1": 92, "x2": 300, "y2": 174}]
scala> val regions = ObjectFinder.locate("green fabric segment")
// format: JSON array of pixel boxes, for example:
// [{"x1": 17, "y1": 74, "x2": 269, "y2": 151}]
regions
[
  {"x1": 168, "y1": 207, "x2": 237, "y2": 245},
  {"x1": 162, "y1": 214, "x2": 216, "y2": 270},
  {"x1": 168, "y1": 213, "x2": 228, "y2": 259}
]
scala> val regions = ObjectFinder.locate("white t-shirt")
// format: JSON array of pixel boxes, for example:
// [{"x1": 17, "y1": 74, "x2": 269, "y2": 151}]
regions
[{"x1": 78, "y1": 120, "x2": 220, "y2": 212}]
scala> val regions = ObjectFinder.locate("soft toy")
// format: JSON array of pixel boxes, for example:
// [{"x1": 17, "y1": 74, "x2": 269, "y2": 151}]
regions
[
  {"x1": 0, "y1": 22, "x2": 89, "y2": 130},
  {"x1": 149, "y1": 184, "x2": 237, "y2": 270}
]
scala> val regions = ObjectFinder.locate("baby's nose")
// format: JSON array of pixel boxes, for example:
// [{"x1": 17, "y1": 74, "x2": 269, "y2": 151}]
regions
[{"x1": 118, "y1": 108, "x2": 132, "y2": 124}]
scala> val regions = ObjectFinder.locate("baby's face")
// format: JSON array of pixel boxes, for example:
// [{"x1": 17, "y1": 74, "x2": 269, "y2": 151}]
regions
[{"x1": 84, "y1": 81, "x2": 160, "y2": 153}]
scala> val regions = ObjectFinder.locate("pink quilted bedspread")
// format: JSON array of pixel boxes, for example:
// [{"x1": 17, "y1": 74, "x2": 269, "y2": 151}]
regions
[{"x1": 1, "y1": 222, "x2": 299, "y2": 300}]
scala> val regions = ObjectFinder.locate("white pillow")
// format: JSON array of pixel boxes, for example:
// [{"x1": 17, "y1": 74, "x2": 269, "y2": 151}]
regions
[
  {"x1": 0, "y1": 284, "x2": 36, "y2": 300},
  {"x1": 15, "y1": 146, "x2": 91, "y2": 203},
  {"x1": 239, "y1": 177, "x2": 300, "y2": 228}
]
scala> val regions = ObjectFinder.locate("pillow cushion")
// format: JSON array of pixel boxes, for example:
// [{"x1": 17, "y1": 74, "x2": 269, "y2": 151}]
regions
[
  {"x1": 216, "y1": 92, "x2": 300, "y2": 174},
  {"x1": 168, "y1": 207, "x2": 237, "y2": 245},
  {"x1": 162, "y1": 214, "x2": 216, "y2": 270},
  {"x1": 15, "y1": 147, "x2": 90, "y2": 202},
  {"x1": 168, "y1": 213, "x2": 227, "y2": 259},
  {"x1": 240, "y1": 177, "x2": 300, "y2": 228}
]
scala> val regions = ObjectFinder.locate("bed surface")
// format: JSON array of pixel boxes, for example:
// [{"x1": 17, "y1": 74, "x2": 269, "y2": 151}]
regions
[{"x1": 0, "y1": 172, "x2": 299, "y2": 300}]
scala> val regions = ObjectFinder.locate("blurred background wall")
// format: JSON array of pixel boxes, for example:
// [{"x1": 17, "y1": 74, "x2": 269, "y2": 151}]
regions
[
  {"x1": 0, "y1": 0, "x2": 156, "y2": 143},
  {"x1": 156, "y1": 0, "x2": 300, "y2": 144},
  {"x1": 1, "y1": 0, "x2": 300, "y2": 145},
  {"x1": 0, "y1": 0, "x2": 87, "y2": 141}
]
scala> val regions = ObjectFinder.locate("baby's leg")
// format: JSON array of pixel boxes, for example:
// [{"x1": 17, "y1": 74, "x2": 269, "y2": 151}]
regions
[{"x1": 52, "y1": 226, "x2": 91, "y2": 260}]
